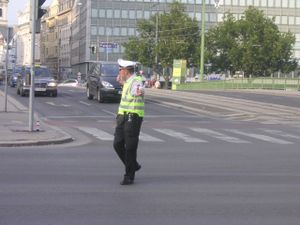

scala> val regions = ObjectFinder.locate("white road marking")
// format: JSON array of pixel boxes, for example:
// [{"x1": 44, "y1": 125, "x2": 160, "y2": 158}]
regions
[
  {"x1": 45, "y1": 102, "x2": 71, "y2": 107},
  {"x1": 262, "y1": 129, "x2": 300, "y2": 139},
  {"x1": 139, "y1": 132, "x2": 164, "y2": 142},
  {"x1": 77, "y1": 127, "x2": 114, "y2": 141},
  {"x1": 190, "y1": 128, "x2": 249, "y2": 143},
  {"x1": 79, "y1": 101, "x2": 91, "y2": 106},
  {"x1": 102, "y1": 109, "x2": 116, "y2": 116},
  {"x1": 153, "y1": 128, "x2": 207, "y2": 143},
  {"x1": 225, "y1": 129, "x2": 293, "y2": 144}
]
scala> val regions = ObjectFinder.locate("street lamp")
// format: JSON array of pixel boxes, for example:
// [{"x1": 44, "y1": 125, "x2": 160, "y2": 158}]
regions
[
  {"x1": 199, "y1": 0, "x2": 206, "y2": 81},
  {"x1": 150, "y1": 2, "x2": 159, "y2": 71},
  {"x1": 200, "y1": 0, "x2": 220, "y2": 81}
]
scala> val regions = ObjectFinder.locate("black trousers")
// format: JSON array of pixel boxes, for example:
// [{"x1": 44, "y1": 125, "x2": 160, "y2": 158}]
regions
[{"x1": 113, "y1": 113, "x2": 143, "y2": 179}]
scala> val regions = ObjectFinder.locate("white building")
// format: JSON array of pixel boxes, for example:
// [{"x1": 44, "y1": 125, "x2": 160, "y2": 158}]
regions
[{"x1": 15, "y1": 2, "x2": 41, "y2": 66}]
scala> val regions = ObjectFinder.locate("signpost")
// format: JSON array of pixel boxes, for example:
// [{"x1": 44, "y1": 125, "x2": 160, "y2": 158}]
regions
[
  {"x1": 99, "y1": 42, "x2": 118, "y2": 61},
  {"x1": 172, "y1": 59, "x2": 186, "y2": 90}
]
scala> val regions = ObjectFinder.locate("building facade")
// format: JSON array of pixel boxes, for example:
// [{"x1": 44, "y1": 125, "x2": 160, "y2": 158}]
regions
[
  {"x1": 0, "y1": 0, "x2": 8, "y2": 65},
  {"x1": 15, "y1": 2, "x2": 41, "y2": 66},
  {"x1": 39, "y1": 0, "x2": 300, "y2": 79}
]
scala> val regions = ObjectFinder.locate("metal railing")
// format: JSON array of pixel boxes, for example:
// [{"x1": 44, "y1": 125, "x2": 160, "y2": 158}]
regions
[{"x1": 174, "y1": 77, "x2": 300, "y2": 91}]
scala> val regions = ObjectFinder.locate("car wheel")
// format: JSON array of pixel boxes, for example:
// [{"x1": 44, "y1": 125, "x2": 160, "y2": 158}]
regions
[
  {"x1": 20, "y1": 88, "x2": 26, "y2": 97},
  {"x1": 86, "y1": 86, "x2": 93, "y2": 100},
  {"x1": 97, "y1": 88, "x2": 104, "y2": 103},
  {"x1": 50, "y1": 90, "x2": 57, "y2": 97}
]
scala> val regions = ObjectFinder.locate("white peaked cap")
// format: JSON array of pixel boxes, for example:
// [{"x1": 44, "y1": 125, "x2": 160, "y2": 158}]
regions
[{"x1": 118, "y1": 59, "x2": 137, "y2": 68}]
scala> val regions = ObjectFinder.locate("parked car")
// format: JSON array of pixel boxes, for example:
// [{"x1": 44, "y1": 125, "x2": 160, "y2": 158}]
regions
[
  {"x1": 58, "y1": 79, "x2": 79, "y2": 87},
  {"x1": 16, "y1": 65, "x2": 58, "y2": 97},
  {"x1": 86, "y1": 61, "x2": 122, "y2": 103}
]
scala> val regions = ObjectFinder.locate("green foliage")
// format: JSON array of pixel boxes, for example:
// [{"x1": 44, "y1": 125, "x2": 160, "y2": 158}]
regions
[
  {"x1": 205, "y1": 6, "x2": 297, "y2": 77},
  {"x1": 123, "y1": 1, "x2": 200, "y2": 79},
  {"x1": 123, "y1": 4, "x2": 297, "y2": 79}
]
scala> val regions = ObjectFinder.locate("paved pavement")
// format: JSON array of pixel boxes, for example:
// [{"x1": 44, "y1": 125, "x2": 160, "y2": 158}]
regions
[{"x1": 0, "y1": 90, "x2": 73, "y2": 147}]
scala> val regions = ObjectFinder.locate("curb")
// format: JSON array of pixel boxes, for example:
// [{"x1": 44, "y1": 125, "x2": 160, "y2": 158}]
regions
[{"x1": 0, "y1": 136, "x2": 74, "y2": 147}]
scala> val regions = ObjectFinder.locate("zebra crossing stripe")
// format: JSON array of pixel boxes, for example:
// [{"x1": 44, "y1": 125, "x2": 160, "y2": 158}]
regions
[
  {"x1": 140, "y1": 132, "x2": 164, "y2": 142},
  {"x1": 153, "y1": 128, "x2": 207, "y2": 143},
  {"x1": 77, "y1": 127, "x2": 114, "y2": 141},
  {"x1": 190, "y1": 128, "x2": 249, "y2": 143},
  {"x1": 262, "y1": 129, "x2": 300, "y2": 139},
  {"x1": 225, "y1": 129, "x2": 293, "y2": 145}
]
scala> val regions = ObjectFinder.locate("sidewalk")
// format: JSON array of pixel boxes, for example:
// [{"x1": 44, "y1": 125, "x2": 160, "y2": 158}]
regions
[{"x1": 0, "y1": 89, "x2": 73, "y2": 147}]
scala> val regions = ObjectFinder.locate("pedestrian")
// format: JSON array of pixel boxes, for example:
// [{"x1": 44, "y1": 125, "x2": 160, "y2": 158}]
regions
[{"x1": 113, "y1": 59, "x2": 145, "y2": 185}]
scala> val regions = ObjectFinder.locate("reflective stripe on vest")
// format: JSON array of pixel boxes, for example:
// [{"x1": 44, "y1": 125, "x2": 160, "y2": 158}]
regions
[{"x1": 118, "y1": 75, "x2": 145, "y2": 117}]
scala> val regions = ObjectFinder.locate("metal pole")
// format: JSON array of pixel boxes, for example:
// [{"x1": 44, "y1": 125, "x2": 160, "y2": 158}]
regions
[
  {"x1": 106, "y1": 32, "x2": 108, "y2": 61},
  {"x1": 4, "y1": 27, "x2": 9, "y2": 112},
  {"x1": 29, "y1": 0, "x2": 37, "y2": 131},
  {"x1": 155, "y1": 13, "x2": 158, "y2": 66},
  {"x1": 199, "y1": 0, "x2": 206, "y2": 81}
]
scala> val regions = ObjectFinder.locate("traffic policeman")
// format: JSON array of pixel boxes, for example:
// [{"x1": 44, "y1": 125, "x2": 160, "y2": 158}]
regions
[{"x1": 113, "y1": 59, "x2": 145, "y2": 185}]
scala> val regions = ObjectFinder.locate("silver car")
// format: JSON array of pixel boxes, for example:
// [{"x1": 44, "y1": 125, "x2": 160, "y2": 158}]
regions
[{"x1": 17, "y1": 66, "x2": 58, "y2": 97}]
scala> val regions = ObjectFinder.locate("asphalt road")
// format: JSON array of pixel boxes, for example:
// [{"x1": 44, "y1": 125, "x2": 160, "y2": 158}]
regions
[{"x1": 1, "y1": 86, "x2": 300, "y2": 225}]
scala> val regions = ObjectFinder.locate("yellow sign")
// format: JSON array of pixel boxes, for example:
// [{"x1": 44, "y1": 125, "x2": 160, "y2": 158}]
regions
[{"x1": 172, "y1": 60, "x2": 186, "y2": 90}]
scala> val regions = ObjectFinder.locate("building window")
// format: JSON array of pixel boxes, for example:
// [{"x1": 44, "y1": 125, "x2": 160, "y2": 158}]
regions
[
  {"x1": 289, "y1": 0, "x2": 295, "y2": 7},
  {"x1": 261, "y1": 0, "x2": 267, "y2": 7},
  {"x1": 268, "y1": 0, "x2": 274, "y2": 6},
  {"x1": 282, "y1": 0, "x2": 288, "y2": 7},
  {"x1": 114, "y1": 9, "x2": 120, "y2": 18},
  {"x1": 91, "y1": 9, "x2": 98, "y2": 18},
  {"x1": 98, "y1": 27, "x2": 105, "y2": 35},
  {"x1": 113, "y1": 27, "x2": 120, "y2": 36},
  {"x1": 129, "y1": 10, "x2": 135, "y2": 19},
  {"x1": 288, "y1": 16, "x2": 295, "y2": 25},
  {"x1": 91, "y1": 26, "x2": 97, "y2": 35},
  {"x1": 122, "y1": 10, "x2": 128, "y2": 19},
  {"x1": 274, "y1": 0, "x2": 281, "y2": 7},
  {"x1": 240, "y1": 0, "x2": 246, "y2": 6},
  {"x1": 281, "y1": 16, "x2": 288, "y2": 25},
  {"x1": 247, "y1": 0, "x2": 253, "y2": 5},
  {"x1": 107, "y1": 9, "x2": 113, "y2": 18},
  {"x1": 137, "y1": 10, "x2": 143, "y2": 19},
  {"x1": 99, "y1": 9, "x2": 105, "y2": 18}
]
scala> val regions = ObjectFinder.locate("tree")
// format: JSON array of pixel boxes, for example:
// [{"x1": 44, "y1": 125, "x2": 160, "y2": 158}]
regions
[
  {"x1": 123, "y1": 2, "x2": 200, "y2": 85},
  {"x1": 205, "y1": 6, "x2": 297, "y2": 77}
]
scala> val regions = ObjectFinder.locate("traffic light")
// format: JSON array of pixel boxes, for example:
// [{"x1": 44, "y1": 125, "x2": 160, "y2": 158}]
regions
[
  {"x1": 90, "y1": 45, "x2": 97, "y2": 54},
  {"x1": 35, "y1": 0, "x2": 47, "y2": 33},
  {"x1": 37, "y1": 0, "x2": 47, "y2": 20}
]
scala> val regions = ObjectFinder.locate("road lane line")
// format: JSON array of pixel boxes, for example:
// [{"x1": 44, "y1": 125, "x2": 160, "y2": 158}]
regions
[{"x1": 79, "y1": 101, "x2": 91, "y2": 106}]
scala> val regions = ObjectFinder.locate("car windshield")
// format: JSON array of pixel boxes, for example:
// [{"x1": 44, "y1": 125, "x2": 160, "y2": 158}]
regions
[
  {"x1": 14, "y1": 68, "x2": 23, "y2": 74},
  {"x1": 35, "y1": 68, "x2": 51, "y2": 77},
  {"x1": 25, "y1": 67, "x2": 52, "y2": 78},
  {"x1": 101, "y1": 64, "x2": 119, "y2": 77}
]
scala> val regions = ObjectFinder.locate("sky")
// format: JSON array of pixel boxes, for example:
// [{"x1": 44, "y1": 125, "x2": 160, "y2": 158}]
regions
[{"x1": 7, "y1": 0, "x2": 52, "y2": 25}]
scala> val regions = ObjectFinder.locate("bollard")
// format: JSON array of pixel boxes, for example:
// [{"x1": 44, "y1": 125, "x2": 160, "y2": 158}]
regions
[{"x1": 35, "y1": 120, "x2": 40, "y2": 131}]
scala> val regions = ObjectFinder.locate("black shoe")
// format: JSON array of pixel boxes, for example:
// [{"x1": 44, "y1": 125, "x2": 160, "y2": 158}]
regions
[
  {"x1": 135, "y1": 163, "x2": 141, "y2": 172},
  {"x1": 120, "y1": 176, "x2": 134, "y2": 185}
]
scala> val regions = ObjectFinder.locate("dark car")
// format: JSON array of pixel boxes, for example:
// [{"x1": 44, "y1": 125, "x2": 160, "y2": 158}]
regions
[
  {"x1": 9, "y1": 66, "x2": 24, "y2": 87},
  {"x1": 86, "y1": 61, "x2": 122, "y2": 103},
  {"x1": 16, "y1": 66, "x2": 58, "y2": 97}
]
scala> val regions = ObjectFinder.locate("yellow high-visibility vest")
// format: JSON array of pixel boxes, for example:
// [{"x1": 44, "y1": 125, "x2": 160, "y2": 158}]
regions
[{"x1": 118, "y1": 75, "x2": 145, "y2": 117}]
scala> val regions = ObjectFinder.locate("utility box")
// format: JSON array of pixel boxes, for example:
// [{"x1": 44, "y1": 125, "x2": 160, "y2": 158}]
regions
[{"x1": 172, "y1": 59, "x2": 186, "y2": 90}]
